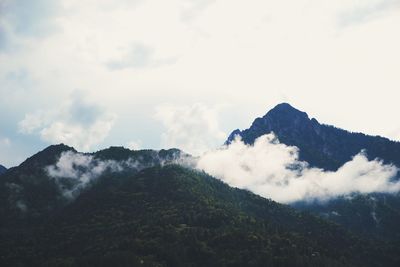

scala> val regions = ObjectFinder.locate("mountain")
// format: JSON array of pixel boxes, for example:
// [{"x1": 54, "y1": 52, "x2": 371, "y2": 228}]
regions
[
  {"x1": 2, "y1": 104, "x2": 400, "y2": 266},
  {"x1": 1, "y1": 145, "x2": 399, "y2": 266},
  {"x1": 0, "y1": 144, "x2": 188, "y2": 228},
  {"x1": 226, "y1": 103, "x2": 400, "y2": 171},
  {"x1": 226, "y1": 103, "x2": 400, "y2": 242},
  {"x1": 0, "y1": 164, "x2": 6, "y2": 175},
  {"x1": 1, "y1": 163, "x2": 397, "y2": 266}
]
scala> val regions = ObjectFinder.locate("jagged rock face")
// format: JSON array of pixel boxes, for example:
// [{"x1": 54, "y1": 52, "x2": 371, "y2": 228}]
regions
[{"x1": 227, "y1": 103, "x2": 400, "y2": 170}]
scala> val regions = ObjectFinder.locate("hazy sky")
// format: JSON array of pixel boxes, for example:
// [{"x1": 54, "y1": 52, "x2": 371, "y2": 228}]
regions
[{"x1": 1, "y1": 0, "x2": 400, "y2": 167}]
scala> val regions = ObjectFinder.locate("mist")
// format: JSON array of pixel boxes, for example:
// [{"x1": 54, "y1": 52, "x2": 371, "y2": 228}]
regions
[
  {"x1": 46, "y1": 151, "x2": 139, "y2": 198},
  {"x1": 46, "y1": 149, "x2": 194, "y2": 198},
  {"x1": 196, "y1": 134, "x2": 400, "y2": 203},
  {"x1": 45, "y1": 134, "x2": 400, "y2": 203}
]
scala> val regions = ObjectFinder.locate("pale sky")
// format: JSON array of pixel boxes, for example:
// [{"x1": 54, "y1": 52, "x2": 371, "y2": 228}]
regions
[{"x1": 1, "y1": 0, "x2": 400, "y2": 167}]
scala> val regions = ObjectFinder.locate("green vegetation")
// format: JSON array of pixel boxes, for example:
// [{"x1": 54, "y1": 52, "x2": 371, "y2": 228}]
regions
[
  {"x1": 1, "y1": 139, "x2": 400, "y2": 266},
  {"x1": 1, "y1": 161, "x2": 399, "y2": 266}
]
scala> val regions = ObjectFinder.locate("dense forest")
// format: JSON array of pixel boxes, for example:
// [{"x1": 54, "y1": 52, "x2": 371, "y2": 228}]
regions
[{"x1": 0, "y1": 145, "x2": 398, "y2": 266}]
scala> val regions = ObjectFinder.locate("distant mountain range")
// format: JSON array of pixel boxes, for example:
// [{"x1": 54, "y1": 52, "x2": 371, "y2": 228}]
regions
[
  {"x1": 1, "y1": 103, "x2": 400, "y2": 266},
  {"x1": 227, "y1": 103, "x2": 400, "y2": 171}
]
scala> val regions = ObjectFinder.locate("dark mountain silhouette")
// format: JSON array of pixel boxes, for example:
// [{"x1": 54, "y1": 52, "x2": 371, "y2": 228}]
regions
[
  {"x1": 1, "y1": 145, "x2": 399, "y2": 266},
  {"x1": 0, "y1": 164, "x2": 6, "y2": 175},
  {"x1": 226, "y1": 103, "x2": 400, "y2": 171},
  {"x1": 0, "y1": 144, "x2": 187, "y2": 228},
  {"x1": 226, "y1": 103, "x2": 400, "y2": 242}
]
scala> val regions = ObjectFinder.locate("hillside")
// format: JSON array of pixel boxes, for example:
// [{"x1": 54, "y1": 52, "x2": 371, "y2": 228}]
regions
[
  {"x1": 0, "y1": 144, "x2": 187, "y2": 228},
  {"x1": 1, "y1": 162, "x2": 397, "y2": 266}
]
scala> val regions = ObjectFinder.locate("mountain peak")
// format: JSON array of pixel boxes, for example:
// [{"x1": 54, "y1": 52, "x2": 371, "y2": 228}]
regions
[
  {"x1": 18, "y1": 143, "x2": 76, "y2": 169},
  {"x1": 245, "y1": 103, "x2": 312, "y2": 137},
  {"x1": 226, "y1": 103, "x2": 313, "y2": 145},
  {"x1": 270, "y1": 102, "x2": 298, "y2": 111},
  {"x1": 265, "y1": 103, "x2": 309, "y2": 120},
  {"x1": 226, "y1": 103, "x2": 400, "y2": 171}
]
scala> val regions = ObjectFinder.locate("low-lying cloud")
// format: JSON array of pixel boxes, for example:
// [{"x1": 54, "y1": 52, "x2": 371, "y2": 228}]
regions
[
  {"x1": 45, "y1": 133, "x2": 400, "y2": 204},
  {"x1": 46, "y1": 151, "x2": 129, "y2": 198},
  {"x1": 196, "y1": 134, "x2": 400, "y2": 203},
  {"x1": 46, "y1": 149, "x2": 193, "y2": 199}
]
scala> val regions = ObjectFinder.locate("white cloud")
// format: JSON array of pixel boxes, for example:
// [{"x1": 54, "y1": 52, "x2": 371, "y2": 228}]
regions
[
  {"x1": 18, "y1": 91, "x2": 116, "y2": 151},
  {"x1": 106, "y1": 43, "x2": 178, "y2": 70},
  {"x1": 0, "y1": 0, "x2": 62, "y2": 51},
  {"x1": 155, "y1": 103, "x2": 226, "y2": 155},
  {"x1": 180, "y1": 0, "x2": 215, "y2": 22},
  {"x1": 18, "y1": 111, "x2": 48, "y2": 134},
  {"x1": 40, "y1": 115, "x2": 115, "y2": 151},
  {"x1": 1, "y1": 0, "x2": 400, "y2": 166},
  {"x1": 338, "y1": 0, "x2": 400, "y2": 27},
  {"x1": 126, "y1": 140, "x2": 142, "y2": 150},
  {"x1": 46, "y1": 149, "x2": 194, "y2": 198},
  {"x1": 46, "y1": 151, "x2": 125, "y2": 198},
  {"x1": 0, "y1": 137, "x2": 11, "y2": 146},
  {"x1": 0, "y1": 136, "x2": 12, "y2": 166},
  {"x1": 197, "y1": 134, "x2": 400, "y2": 203}
]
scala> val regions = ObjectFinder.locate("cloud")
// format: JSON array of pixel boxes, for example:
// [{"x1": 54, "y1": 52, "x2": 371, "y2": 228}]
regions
[
  {"x1": 126, "y1": 140, "x2": 142, "y2": 150},
  {"x1": 0, "y1": 0, "x2": 61, "y2": 51},
  {"x1": 0, "y1": 137, "x2": 11, "y2": 147},
  {"x1": 180, "y1": 0, "x2": 216, "y2": 22},
  {"x1": 46, "y1": 151, "x2": 125, "y2": 198},
  {"x1": 155, "y1": 103, "x2": 226, "y2": 155},
  {"x1": 46, "y1": 149, "x2": 194, "y2": 198},
  {"x1": 19, "y1": 91, "x2": 116, "y2": 151},
  {"x1": 18, "y1": 111, "x2": 48, "y2": 134},
  {"x1": 106, "y1": 43, "x2": 178, "y2": 70},
  {"x1": 386, "y1": 127, "x2": 400, "y2": 142},
  {"x1": 338, "y1": 0, "x2": 400, "y2": 27},
  {"x1": 0, "y1": 136, "x2": 11, "y2": 166},
  {"x1": 0, "y1": 0, "x2": 400, "y2": 167},
  {"x1": 197, "y1": 134, "x2": 400, "y2": 203}
]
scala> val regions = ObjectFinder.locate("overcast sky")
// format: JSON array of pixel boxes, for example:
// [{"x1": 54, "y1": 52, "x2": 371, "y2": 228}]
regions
[{"x1": 0, "y1": 0, "x2": 399, "y2": 167}]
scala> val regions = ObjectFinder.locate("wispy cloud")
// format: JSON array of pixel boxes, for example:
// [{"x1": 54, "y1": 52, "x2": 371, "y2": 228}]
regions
[
  {"x1": 46, "y1": 149, "x2": 193, "y2": 198},
  {"x1": 46, "y1": 151, "x2": 126, "y2": 198},
  {"x1": 338, "y1": 0, "x2": 400, "y2": 27},
  {"x1": 180, "y1": 0, "x2": 216, "y2": 22},
  {"x1": 197, "y1": 134, "x2": 400, "y2": 203},
  {"x1": 0, "y1": 137, "x2": 11, "y2": 147},
  {"x1": 126, "y1": 140, "x2": 142, "y2": 150},
  {"x1": 106, "y1": 43, "x2": 178, "y2": 70},
  {"x1": 19, "y1": 91, "x2": 116, "y2": 151},
  {"x1": 155, "y1": 103, "x2": 226, "y2": 155},
  {"x1": 0, "y1": 0, "x2": 61, "y2": 51}
]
